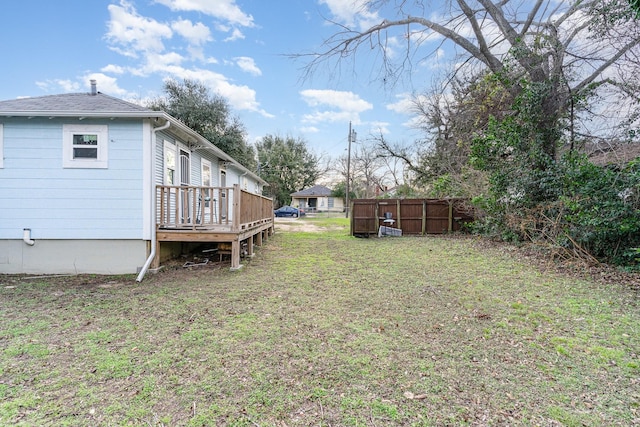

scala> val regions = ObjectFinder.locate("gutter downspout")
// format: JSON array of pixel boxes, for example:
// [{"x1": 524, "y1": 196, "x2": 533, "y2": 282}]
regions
[
  {"x1": 23, "y1": 228, "x2": 35, "y2": 246},
  {"x1": 136, "y1": 120, "x2": 171, "y2": 282},
  {"x1": 238, "y1": 170, "x2": 248, "y2": 188}
]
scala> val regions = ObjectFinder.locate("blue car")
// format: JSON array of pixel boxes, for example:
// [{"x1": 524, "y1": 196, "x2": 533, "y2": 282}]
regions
[{"x1": 274, "y1": 206, "x2": 305, "y2": 217}]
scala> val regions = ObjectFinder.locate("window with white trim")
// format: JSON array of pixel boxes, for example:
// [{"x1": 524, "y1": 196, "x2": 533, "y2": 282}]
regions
[
  {"x1": 0, "y1": 124, "x2": 4, "y2": 169},
  {"x1": 164, "y1": 141, "x2": 177, "y2": 185},
  {"x1": 201, "y1": 159, "x2": 212, "y2": 207},
  {"x1": 63, "y1": 124, "x2": 108, "y2": 168}
]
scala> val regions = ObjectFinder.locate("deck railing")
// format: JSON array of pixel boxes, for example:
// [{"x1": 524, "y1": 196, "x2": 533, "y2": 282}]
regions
[{"x1": 156, "y1": 184, "x2": 273, "y2": 231}]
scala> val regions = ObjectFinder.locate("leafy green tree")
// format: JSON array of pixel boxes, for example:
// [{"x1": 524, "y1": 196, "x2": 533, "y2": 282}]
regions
[
  {"x1": 330, "y1": 181, "x2": 356, "y2": 202},
  {"x1": 148, "y1": 79, "x2": 256, "y2": 170},
  {"x1": 256, "y1": 135, "x2": 321, "y2": 207}
]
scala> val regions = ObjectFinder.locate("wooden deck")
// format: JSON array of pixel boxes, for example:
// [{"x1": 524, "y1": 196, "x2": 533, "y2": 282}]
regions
[{"x1": 153, "y1": 184, "x2": 274, "y2": 270}]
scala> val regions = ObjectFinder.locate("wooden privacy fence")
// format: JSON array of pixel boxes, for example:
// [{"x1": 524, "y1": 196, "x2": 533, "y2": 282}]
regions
[{"x1": 350, "y1": 198, "x2": 474, "y2": 236}]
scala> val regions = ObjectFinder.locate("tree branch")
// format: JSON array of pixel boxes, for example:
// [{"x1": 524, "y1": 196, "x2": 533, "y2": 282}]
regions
[{"x1": 573, "y1": 36, "x2": 640, "y2": 95}]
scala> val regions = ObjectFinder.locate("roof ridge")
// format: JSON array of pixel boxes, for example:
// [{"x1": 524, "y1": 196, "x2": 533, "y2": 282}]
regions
[{"x1": 0, "y1": 91, "x2": 154, "y2": 114}]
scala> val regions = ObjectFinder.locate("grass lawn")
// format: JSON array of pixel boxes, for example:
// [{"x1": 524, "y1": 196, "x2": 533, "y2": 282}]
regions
[{"x1": 1, "y1": 217, "x2": 639, "y2": 426}]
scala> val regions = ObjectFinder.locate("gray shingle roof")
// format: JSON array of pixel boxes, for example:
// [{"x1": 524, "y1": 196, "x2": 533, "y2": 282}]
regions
[
  {"x1": 291, "y1": 185, "x2": 333, "y2": 197},
  {"x1": 0, "y1": 92, "x2": 157, "y2": 115}
]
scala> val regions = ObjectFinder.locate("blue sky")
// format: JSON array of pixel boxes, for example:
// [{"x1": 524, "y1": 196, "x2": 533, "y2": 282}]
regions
[{"x1": 0, "y1": 0, "x2": 432, "y2": 159}]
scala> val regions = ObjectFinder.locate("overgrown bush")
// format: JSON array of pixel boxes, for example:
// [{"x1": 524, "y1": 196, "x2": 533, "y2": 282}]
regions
[
  {"x1": 472, "y1": 153, "x2": 640, "y2": 266},
  {"x1": 469, "y1": 76, "x2": 640, "y2": 266}
]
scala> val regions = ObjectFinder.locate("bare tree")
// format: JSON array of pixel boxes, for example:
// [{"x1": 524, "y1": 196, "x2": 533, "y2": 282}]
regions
[
  {"x1": 334, "y1": 141, "x2": 396, "y2": 198},
  {"x1": 303, "y1": 1, "x2": 640, "y2": 162}
]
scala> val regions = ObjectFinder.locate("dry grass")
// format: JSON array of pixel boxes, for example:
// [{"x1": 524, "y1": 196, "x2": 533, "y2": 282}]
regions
[{"x1": 1, "y1": 218, "x2": 639, "y2": 426}]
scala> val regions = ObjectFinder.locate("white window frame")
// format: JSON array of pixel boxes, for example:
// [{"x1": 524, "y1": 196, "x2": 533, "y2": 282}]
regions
[
  {"x1": 0, "y1": 124, "x2": 3, "y2": 169},
  {"x1": 201, "y1": 159, "x2": 212, "y2": 187},
  {"x1": 63, "y1": 124, "x2": 108, "y2": 168},
  {"x1": 201, "y1": 158, "x2": 212, "y2": 207},
  {"x1": 164, "y1": 141, "x2": 177, "y2": 185}
]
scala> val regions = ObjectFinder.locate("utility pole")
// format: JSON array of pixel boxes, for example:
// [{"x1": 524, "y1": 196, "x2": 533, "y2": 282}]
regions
[{"x1": 345, "y1": 122, "x2": 356, "y2": 218}]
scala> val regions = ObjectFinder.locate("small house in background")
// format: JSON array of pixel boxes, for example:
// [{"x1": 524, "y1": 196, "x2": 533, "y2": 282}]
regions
[
  {"x1": 290, "y1": 184, "x2": 344, "y2": 213},
  {"x1": 0, "y1": 81, "x2": 274, "y2": 279}
]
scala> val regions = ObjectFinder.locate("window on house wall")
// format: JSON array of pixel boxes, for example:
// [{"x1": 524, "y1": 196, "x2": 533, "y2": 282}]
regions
[
  {"x1": 202, "y1": 160, "x2": 212, "y2": 187},
  {"x1": 0, "y1": 124, "x2": 3, "y2": 169},
  {"x1": 62, "y1": 124, "x2": 108, "y2": 168},
  {"x1": 220, "y1": 169, "x2": 227, "y2": 219},
  {"x1": 179, "y1": 149, "x2": 190, "y2": 186},
  {"x1": 201, "y1": 159, "x2": 212, "y2": 207},
  {"x1": 164, "y1": 141, "x2": 176, "y2": 185}
]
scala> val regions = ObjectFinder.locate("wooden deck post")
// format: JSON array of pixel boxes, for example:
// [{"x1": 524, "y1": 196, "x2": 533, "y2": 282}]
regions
[
  {"x1": 232, "y1": 184, "x2": 241, "y2": 232},
  {"x1": 256, "y1": 230, "x2": 263, "y2": 246},
  {"x1": 230, "y1": 239, "x2": 243, "y2": 271},
  {"x1": 246, "y1": 236, "x2": 254, "y2": 258}
]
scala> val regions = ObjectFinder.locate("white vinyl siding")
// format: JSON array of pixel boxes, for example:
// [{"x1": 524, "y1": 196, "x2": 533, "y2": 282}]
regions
[
  {"x1": 0, "y1": 123, "x2": 3, "y2": 168},
  {"x1": 0, "y1": 119, "x2": 144, "y2": 240}
]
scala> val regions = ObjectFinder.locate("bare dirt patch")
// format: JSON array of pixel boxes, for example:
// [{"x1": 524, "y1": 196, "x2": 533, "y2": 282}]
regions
[{"x1": 274, "y1": 217, "x2": 332, "y2": 233}]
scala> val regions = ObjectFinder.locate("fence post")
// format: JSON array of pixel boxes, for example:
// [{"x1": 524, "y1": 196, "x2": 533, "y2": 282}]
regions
[
  {"x1": 396, "y1": 199, "x2": 401, "y2": 229},
  {"x1": 350, "y1": 200, "x2": 355, "y2": 236},
  {"x1": 448, "y1": 200, "x2": 453, "y2": 232},
  {"x1": 422, "y1": 200, "x2": 427, "y2": 235}
]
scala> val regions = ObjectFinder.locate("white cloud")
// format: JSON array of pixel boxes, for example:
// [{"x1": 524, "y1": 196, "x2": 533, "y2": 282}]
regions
[
  {"x1": 368, "y1": 121, "x2": 390, "y2": 135},
  {"x1": 36, "y1": 79, "x2": 81, "y2": 93},
  {"x1": 82, "y1": 73, "x2": 131, "y2": 96},
  {"x1": 319, "y1": 0, "x2": 380, "y2": 30},
  {"x1": 153, "y1": 66, "x2": 273, "y2": 117},
  {"x1": 386, "y1": 92, "x2": 414, "y2": 114},
  {"x1": 101, "y1": 0, "x2": 271, "y2": 117},
  {"x1": 106, "y1": 1, "x2": 173, "y2": 57},
  {"x1": 234, "y1": 57, "x2": 261, "y2": 76},
  {"x1": 300, "y1": 89, "x2": 373, "y2": 125},
  {"x1": 224, "y1": 28, "x2": 245, "y2": 42},
  {"x1": 171, "y1": 19, "x2": 212, "y2": 45},
  {"x1": 301, "y1": 89, "x2": 372, "y2": 112},
  {"x1": 35, "y1": 74, "x2": 132, "y2": 98},
  {"x1": 300, "y1": 126, "x2": 320, "y2": 133},
  {"x1": 302, "y1": 110, "x2": 354, "y2": 125},
  {"x1": 138, "y1": 52, "x2": 186, "y2": 76},
  {"x1": 101, "y1": 64, "x2": 126, "y2": 74},
  {"x1": 154, "y1": 0, "x2": 254, "y2": 27}
]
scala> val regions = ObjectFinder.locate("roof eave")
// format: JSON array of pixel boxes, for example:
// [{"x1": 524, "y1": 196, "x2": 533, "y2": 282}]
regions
[{"x1": 0, "y1": 111, "x2": 165, "y2": 118}]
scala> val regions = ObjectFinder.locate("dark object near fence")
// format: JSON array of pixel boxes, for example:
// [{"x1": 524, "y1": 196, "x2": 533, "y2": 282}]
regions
[{"x1": 350, "y1": 198, "x2": 474, "y2": 236}]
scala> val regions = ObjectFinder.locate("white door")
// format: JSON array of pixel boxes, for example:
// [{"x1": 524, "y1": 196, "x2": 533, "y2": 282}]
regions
[{"x1": 179, "y1": 149, "x2": 191, "y2": 223}]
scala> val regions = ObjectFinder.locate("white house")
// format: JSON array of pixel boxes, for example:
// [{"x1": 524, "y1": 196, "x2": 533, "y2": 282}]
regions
[
  {"x1": 290, "y1": 185, "x2": 344, "y2": 213},
  {"x1": 0, "y1": 82, "x2": 273, "y2": 279}
]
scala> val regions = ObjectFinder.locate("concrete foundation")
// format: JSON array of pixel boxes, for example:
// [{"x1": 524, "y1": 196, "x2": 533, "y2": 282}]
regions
[{"x1": 0, "y1": 239, "x2": 148, "y2": 275}]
